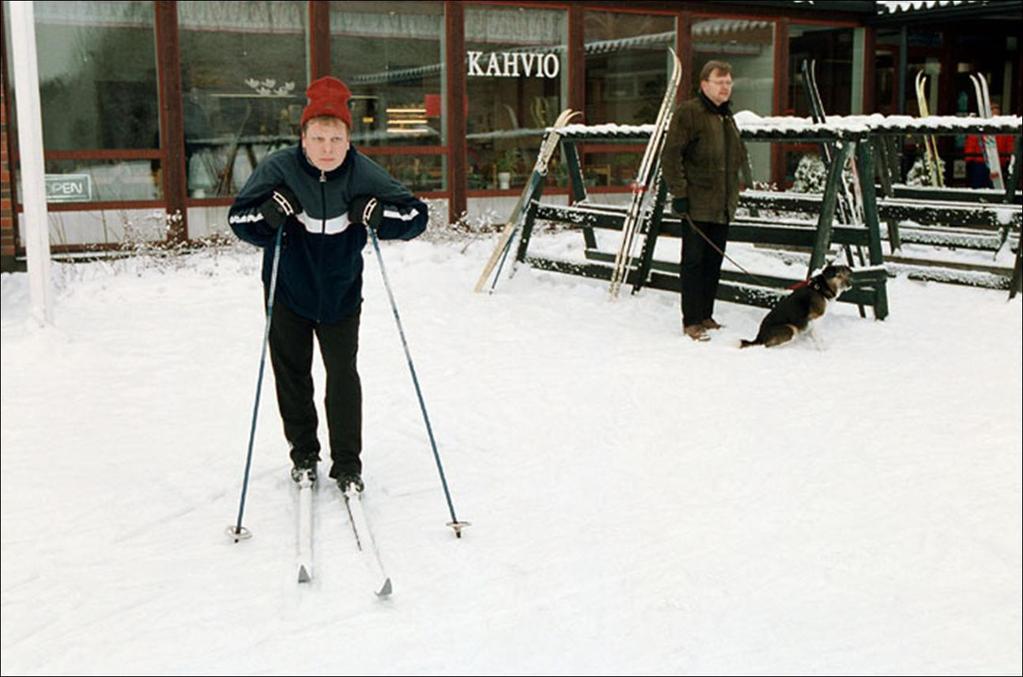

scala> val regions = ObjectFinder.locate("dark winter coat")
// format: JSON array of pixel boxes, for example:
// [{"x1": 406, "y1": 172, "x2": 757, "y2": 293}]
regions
[
  {"x1": 662, "y1": 92, "x2": 747, "y2": 225},
  {"x1": 229, "y1": 145, "x2": 427, "y2": 324}
]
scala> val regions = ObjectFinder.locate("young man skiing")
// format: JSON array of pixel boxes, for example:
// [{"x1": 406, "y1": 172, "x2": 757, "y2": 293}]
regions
[
  {"x1": 229, "y1": 76, "x2": 427, "y2": 494},
  {"x1": 662, "y1": 60, "x2": 747, "y2": 342}
]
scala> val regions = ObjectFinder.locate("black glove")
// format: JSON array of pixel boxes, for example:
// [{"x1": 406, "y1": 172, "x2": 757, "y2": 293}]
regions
[
  {"x1": 672, "y1": 197, "x2": 689, "y2": 216},
  {"x1": 348, "y1": 195, "x2": 383, "y2": 230},
  {"x1": 258, "y1": 185, "x2": 302, "y2": 231}
]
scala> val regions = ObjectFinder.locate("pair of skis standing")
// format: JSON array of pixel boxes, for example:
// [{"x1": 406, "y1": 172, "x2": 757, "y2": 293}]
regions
[
  {"x1": 915, "y1": 69, "x2": 1005, "y2": 190},
  {"x1": 967, "y1": 72, "x2": 1006, "y2": 190},
  {"x1": 293, "y1": 468, "x2": 391, "y2": 596}
]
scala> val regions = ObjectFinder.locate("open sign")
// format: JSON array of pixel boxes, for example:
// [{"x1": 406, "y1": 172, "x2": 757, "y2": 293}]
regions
[{"x1": 45, "y1": 174, "x2": 92, "y2": 202}]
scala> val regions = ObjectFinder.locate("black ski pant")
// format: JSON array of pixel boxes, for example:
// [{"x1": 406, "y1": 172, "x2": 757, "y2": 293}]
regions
[
  {"x1": 268, "y1": 301, "x2": 362, "y2": 479},
  {"x1": 680, "y1": 219, "x2": 729, "y2": 327}
]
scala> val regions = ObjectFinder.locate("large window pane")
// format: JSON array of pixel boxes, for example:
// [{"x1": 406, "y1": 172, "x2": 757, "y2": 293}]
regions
[
  {"x1": 898, "y1": 30, "x2": 946, "y2": 184},
  {"x1": 179, "y1": 1, "x2": 308, "y2": 197},
  {"x1": 788, "y1": 25, "x2": 853, "y2": 117},
  {"x1": 465, "y1": 5, "x2": 567, "y2": 191},
  {"x1": 692, "y1": 17, "x2": 775, "y2": 180},
  {"x1": 905, "y1": 30, "x2": 943, "y2": 117},
  {"x1": 874, "y1": 29, "x2": 901, "y2": 116},
  {"x1": 784, "y1": 25, "x2": 854, "y2": 188},
  {"x1": 583, "y1": 11, "x2": 675, "y2": 188},
  {"x1": 33, "y1": 1, "x2": 159, "y2": 152},
  {"x1": 584, "y1": 11, "x2": 676, "y2": 125},
  {"x1": 330, "y1": 1, "x2": 444, "y2": 152}
]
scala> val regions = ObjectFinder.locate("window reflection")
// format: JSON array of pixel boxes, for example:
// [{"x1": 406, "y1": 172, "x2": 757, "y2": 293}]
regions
[
  {"x1": 788, "y1": 25, "x2": 853, "y2": 117},
  {"x1": 692, "y1": 17, "x2": 775, "y2": 181},
  {"x1": 366, "y1": 154, "x2": 445, "y2": 193},
  {"x1": 785, "y1": 25, "x2": 854, "y2": 188},
  {"x1": 583, "y1": 10, "x2": 676, "y2": 188},
  {"x1": 33, "y1": 1, "x2": 159, "y2": 153},
  {"x1": 178, "y1": 1, "x2": 308, "y2": 197},
  {"x1": 584, "y1": 11, "x2": 675, "y2": 126},
  {"x1": 465, "y1": 5, "x2": 567, "y2": 192},
  {"x1": 330, "y1": 1, "x2": 444, "y2": 151}
]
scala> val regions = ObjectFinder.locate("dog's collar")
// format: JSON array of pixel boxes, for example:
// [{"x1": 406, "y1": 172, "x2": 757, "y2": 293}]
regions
[
  {"x1": 811, "y1": 277, "x2": 837, "y2": 299},
  {"x1": 788, "y1": 276, "x2": 837, "y2": 298}
]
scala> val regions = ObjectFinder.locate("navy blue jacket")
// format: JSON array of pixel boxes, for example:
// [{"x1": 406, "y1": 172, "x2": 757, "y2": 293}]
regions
[{"x1": 229, "y1": 145, "x2": 427, "y2": 323}]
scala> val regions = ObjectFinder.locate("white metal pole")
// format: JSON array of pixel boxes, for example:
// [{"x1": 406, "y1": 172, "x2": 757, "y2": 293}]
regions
[{"x1": 10, "y1": 0, "x2": 54, "y2": 325}]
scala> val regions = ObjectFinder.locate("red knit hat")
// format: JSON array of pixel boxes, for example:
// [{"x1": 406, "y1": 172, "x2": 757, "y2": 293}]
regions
[{"x1": 300, "y1": 76, "x2": 352, "y2": 129}]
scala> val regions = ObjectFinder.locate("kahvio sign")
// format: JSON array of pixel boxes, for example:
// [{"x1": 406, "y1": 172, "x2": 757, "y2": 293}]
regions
[{"x1": 467, "y1": 51, "x2": 560, "y2": 78}]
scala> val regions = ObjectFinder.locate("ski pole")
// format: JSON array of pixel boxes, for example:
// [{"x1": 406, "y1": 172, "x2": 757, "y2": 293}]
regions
[
  {"x1": 367, "y1": 226, "x2": 470, "y2": 538},
  {"x1": 229, "y1": 225, "x2": 284, "y2": 542},
  {"x1": 488, "y1": 224, "x2": 520, "y2": 292}
]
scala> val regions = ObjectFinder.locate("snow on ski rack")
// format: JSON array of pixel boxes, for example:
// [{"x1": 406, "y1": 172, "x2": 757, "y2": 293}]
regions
[{"x1": 552, "y1": 113, "x2": 1021, "y2": 141}]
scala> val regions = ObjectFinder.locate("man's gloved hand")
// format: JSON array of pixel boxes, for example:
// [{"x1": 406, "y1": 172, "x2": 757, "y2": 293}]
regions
[
  {"x1": 258, "y1": 185, "x2": 302, "y2": 232},
  {"x1": 672, "y1": 197, "x2": 689, "y2": 216},
  {"x1": 348, "y1": 195, "x2": 383, "y2": 230}
]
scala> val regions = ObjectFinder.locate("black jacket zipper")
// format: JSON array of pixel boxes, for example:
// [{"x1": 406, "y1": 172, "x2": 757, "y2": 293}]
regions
[{"x1": 315, "y1": 170, "x2": 326, "y2": 322}]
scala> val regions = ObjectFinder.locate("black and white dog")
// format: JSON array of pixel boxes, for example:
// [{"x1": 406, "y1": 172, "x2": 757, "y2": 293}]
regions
[{"x1": 740, "y1": 265, "x2": 854, "y2": 349}]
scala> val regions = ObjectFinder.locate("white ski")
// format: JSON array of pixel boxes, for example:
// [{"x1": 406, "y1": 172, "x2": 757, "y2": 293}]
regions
[
  {"x1": 295, "y1": 470, "x2": 315, "y2": 583},
  {"x1": 474, "y1": 108, "x2": 582, "y2": 293},
  {"x1": 914, "y1": 71, "x2": 944, "y2": 187},
  {"x1": 969, "y1": 73, "x2": 1005, "y2": 190},
  {"x1": 342, "y1": 488, "x2": 392, "y2": 598},
  {"x1": 609, "y1": 48, "x2": 683, "y2": 298}
]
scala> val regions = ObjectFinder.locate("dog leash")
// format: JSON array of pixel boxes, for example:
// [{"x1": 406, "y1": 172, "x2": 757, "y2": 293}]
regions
[{"x1": 681, "y1": 213, "x2": 783, "y2": 289}]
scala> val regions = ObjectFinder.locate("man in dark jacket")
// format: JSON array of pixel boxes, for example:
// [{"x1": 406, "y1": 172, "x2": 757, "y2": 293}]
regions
[
  {"x1": 229, "y1": 76, "x2": 427, "y2": 494},
  {"x1": 662, "y1": 60, "x2": 746, "y2": 342}
]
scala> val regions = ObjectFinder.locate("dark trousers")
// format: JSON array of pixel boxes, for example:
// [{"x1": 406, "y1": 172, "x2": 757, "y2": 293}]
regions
[
  {"x1": 268, "y1": 301, "x2": 362, "y2": 478},
  {"x1": 680, "y1": 220, "x2": 729, "y2": 327},
  {"x1": 966, "y1": 161, "x2": 993, "y2": 189}
]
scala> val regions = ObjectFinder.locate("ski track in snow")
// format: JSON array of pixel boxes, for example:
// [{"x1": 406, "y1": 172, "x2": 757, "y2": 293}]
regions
[{"x1": 2, "y1": 233, "x2": 1021, "y2": 674}]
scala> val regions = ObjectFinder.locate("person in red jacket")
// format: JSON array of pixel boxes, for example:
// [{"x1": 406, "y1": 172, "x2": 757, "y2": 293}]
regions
[{"x1": 964, "y1": 102, "x2": 1016, "y2": 188}]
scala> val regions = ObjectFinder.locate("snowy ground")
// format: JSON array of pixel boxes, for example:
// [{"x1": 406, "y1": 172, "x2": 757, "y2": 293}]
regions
[{"x1": 2, "y1": 231, "x2": 1021, "y2": 675}]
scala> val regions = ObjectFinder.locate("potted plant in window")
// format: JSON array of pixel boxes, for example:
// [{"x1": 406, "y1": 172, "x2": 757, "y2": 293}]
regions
[{"x1": 496, "y1": 150, "x2": 516, "y2": 190}]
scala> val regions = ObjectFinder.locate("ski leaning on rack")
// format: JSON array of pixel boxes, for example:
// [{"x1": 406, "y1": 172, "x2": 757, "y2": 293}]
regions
[
  {"x1": 608, "y1": 48, "x2": 682, "y2": 299},
  {"x1": 914, "y1": 71, "x2": 945, "y2": 187},
  {"x1": 801, "y1": 59, "x2": 867, "y2": 319},
  {"x1": 968, "y1": 72, "x2": 1005, "y2": 190},
  {"x1": 474, "y1": 108, "x2": 582, "y2": 293},
  {"x1": 804, "y1": 60, "x2": 864, "y2": 226},
  {"x1": 341, "y1": 487, "x2": 392, "y2": 598}
]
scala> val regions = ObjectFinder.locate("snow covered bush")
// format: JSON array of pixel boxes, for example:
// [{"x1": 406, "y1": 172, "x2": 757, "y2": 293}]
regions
[
  {"x1": 791, "y1": 154, "x2": 826, "y2": 193},
  {"x1": 906, "y1": 154, "x2": 946, "y2": 186},
  {"x1": 791, "y1": 152, "x2": 860, "y2": 197}
]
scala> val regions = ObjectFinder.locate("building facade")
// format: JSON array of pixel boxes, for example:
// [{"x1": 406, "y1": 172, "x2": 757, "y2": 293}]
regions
[{"x1": 2, "y1": 0, "x2": 1021, "y2": 270}]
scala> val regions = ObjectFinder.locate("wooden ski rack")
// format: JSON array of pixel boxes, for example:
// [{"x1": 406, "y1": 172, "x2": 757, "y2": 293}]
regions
[
  {"x1": 506, "y1": 113, "x2": 1022, "y2": 306},
  {"x1": 511, "y1": 120, "x2": 892, "y2": 318}
]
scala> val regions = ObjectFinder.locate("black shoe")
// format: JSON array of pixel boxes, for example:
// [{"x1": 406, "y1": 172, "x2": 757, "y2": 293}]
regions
[
  {"x1": 290, "y1": 461, "x2": 318, "y2": 484},
  {"x1": 336, "y1": 473, "x2": 364, "y2": 495}
]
